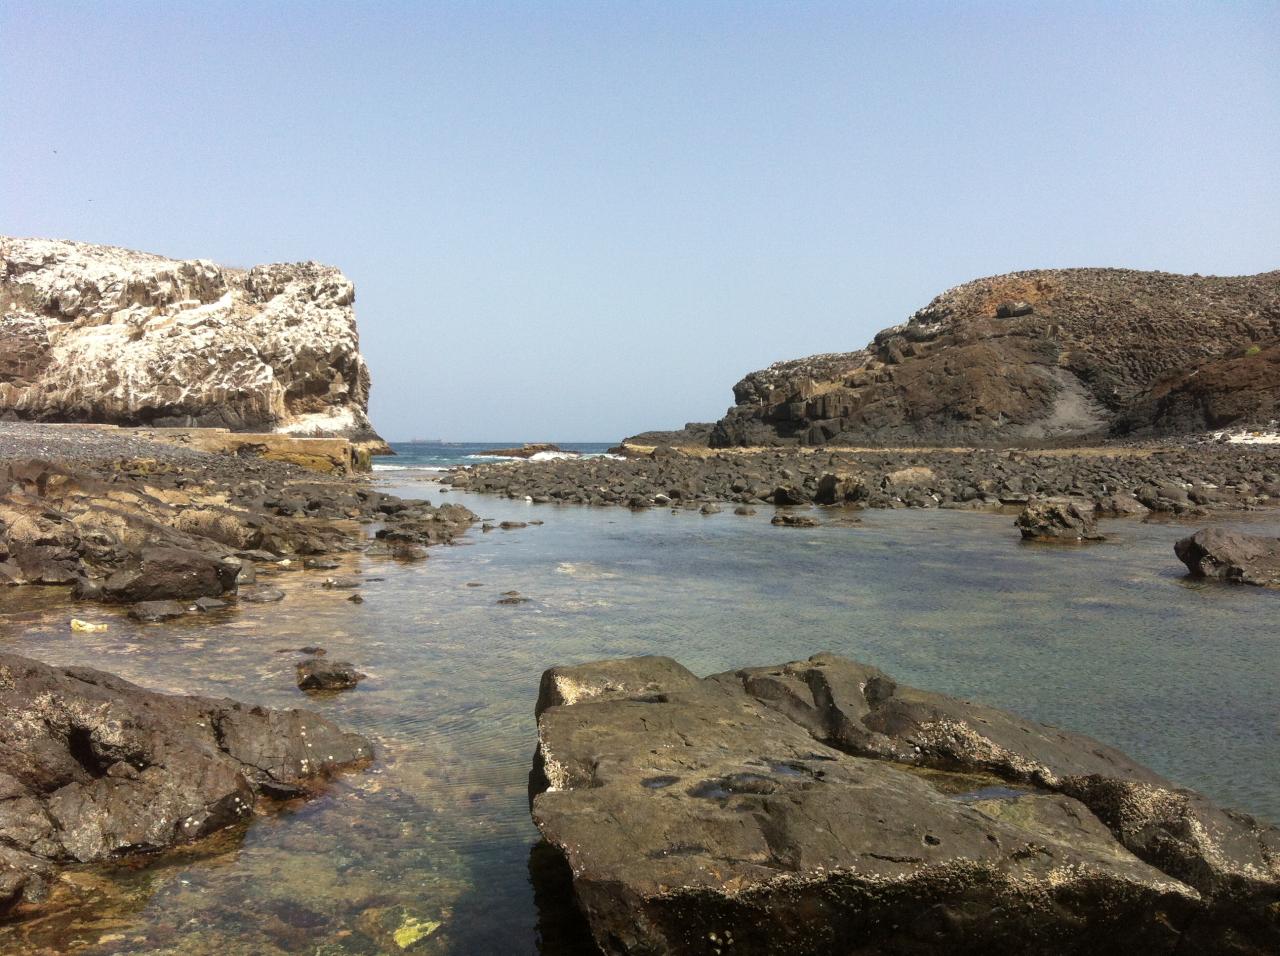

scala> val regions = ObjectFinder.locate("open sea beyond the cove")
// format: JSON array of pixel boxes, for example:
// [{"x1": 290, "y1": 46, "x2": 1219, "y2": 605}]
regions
[{"x1": 1, "y1": 464, "x2": 1277, "y2": 954}]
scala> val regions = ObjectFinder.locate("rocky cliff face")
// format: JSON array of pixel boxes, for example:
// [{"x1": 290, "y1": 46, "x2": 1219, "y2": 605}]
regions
[
  {"x1": 676, "y1": 268, "x2": 1280, "y2": 447},
  {"x1": 0, "y1": 238, "x2": 384, "y2": 444}
]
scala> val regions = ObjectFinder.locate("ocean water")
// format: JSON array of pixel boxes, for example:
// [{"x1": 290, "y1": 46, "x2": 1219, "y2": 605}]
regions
[
  {"x1": 373, "y1": 442, "x2": 617, "y2": 472},
  {"x1": 1, "y1": 478, "x2": 1278, "y2": 954}
]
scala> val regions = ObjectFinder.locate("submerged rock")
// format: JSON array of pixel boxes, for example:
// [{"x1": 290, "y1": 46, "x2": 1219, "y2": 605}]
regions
[
  {"x1": 1015, "y1": 497, "x2": 1105, "y2": 542},
  {"x1": 530, "y1": 654, "x2": 1280, "y2": 955},
  {"x1": 0, "y1": 652, "x2": 371, "y2": 914},
  {"x1": 770, "y1": 513, "x2": 818, "y2": 527},
  {"x1": 296, "y1": 659, "x2": 365, "y2": 691},
  {"x1": 1174, "y1": 528, "x2": 1280, "y2": 587},
  {"x1": 128, "y1": 599, "x2": 191, "y2": 622}
]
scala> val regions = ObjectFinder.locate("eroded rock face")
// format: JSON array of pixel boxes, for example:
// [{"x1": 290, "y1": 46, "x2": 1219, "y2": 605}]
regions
[
  {"x1": 531, "y1": 654, "x2": 1280, "y2": 955},
  {"x1": 0, "y1": 652, "x2": 372, "y2": 913},
  {"x1": 642, "y1": 268, "x2": 1280, "y2": 447},
  {"x1": 0, "y1": 237, "x2": 383, "y2": 444},
  {"x1": 1174, "y1": 528, "x2": 1280, "y2": 587}
]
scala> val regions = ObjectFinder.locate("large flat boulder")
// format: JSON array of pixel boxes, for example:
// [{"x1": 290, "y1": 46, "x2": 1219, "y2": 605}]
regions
[
  {"x1": 531, "y1": 654, "x2": 1279, "y2": 955},
  {"x1": 0, "y1": 653, "x2": 372, "y2": 914}
]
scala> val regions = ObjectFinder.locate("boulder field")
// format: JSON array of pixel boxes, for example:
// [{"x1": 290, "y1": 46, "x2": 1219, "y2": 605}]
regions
[
  {"x1": 531, "y1": 654, "x2": 1280, "y2": 955},
  {"x1": 0, "y1": 426, "x2": 475, "y2": 612},
  {"x1": 624, "y1": 267, "x2": 1280, "y2": 448},
  {"x1": 0, "y1": 652, "x2": 372, "y2": 915},
  {"x1": 447, "y1": 443, "x2": 1280, "y2": 516},
  {"x1": 0, "y1": 237, "x2": 386, "y2": 449}
]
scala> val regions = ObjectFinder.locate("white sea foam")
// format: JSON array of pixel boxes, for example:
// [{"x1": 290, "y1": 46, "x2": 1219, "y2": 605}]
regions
[{"x1": 1210, "y1": 423, "x2": 1280, "y2": 445}]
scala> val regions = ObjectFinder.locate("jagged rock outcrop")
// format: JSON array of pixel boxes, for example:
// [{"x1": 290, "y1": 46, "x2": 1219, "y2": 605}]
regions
[
  {"x1": 531, "y1": 654, "x2": 1280, "y2": 955},
  {"x1": 0, "y1": 237, "x2": 385, "y2": 446},
  {"x1": 0, "y1": 652, "x2": 372, "y2": 913},
  {"x1": 645, "y1": 268, "x2": 1280, "y2": 448}
]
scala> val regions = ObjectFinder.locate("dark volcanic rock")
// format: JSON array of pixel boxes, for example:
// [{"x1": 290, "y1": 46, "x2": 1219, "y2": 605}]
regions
[
  {"x1": 476, "y1": 443, "x2": 575, "y2": 458},
  {"x1": 770, "y1": 513, "x2": 818, "y2": 527},
  {"x1": 1015, "y1": 497, "x2": 1105, "y2": 542},
  {"x1": 295, "y1": 659, "x2": 365, "y2": 691},
  {"x1": 96, "y1": 546, "x2": 241, "y2": 603},
  {"x1": 449, "y1": 442, "x2": 1280, "y2": 517},
  {"x1": 1174, "y1": 528, "x2": 1280, "y2": 587},
  {"x1": 0, "y1": 652, "x2": 371, "y2": 913},
  {"x1": 128, "y1": 599, "x2": 191, "y2": 622},
  {"x1": 0, "y1": 453, "x2": 476, "y2": 604},
  {"x1": 635, "y1": 268, "x2": 1280, "y2": 448},
  {"x1": 531, "y1": 654, "x2": 1280, "y2": 955}
]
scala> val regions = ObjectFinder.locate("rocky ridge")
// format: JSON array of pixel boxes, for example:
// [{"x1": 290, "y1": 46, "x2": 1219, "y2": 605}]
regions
[
  {"x1": 531, "y1": 654, "x2": 1280, "y2": 955},
  {"x1": 629, "y1": 268, "x2": 1280, "y2": 448},
  {"x1": 0, "y1": 237, "x2": 386, "y2": 448}
]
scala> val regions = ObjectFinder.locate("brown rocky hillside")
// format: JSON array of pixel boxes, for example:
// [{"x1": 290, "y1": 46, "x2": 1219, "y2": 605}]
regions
[{"x1": 634, "y1": 268, "x2": 1280, "y2": 447}]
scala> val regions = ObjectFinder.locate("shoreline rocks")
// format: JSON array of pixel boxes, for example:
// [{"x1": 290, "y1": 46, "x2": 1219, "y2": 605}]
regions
[
  {"x1": 531, "y1": 654, "x2": 1280, "y2": 955},
  {"x1": 0, "y1": 652, "x2": 372, "y2": 915},
  {"x1": 444, "y1": 443, "x2": 1280, "y2": 518},
  {"x1": 475, "y1": 443, "x2": 578, "y2": 458},
  {"x1": 0, "y1": 426, "x2": 476, "y2": 608},
  {"x1": 1175, "y1": 528, "x2": 1280, "y2": 587}
]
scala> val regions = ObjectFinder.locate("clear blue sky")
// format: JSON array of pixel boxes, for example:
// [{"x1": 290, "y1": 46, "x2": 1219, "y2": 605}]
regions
[{"x1": 4, "y1": 2, "x2": 1277, "y2": 441}]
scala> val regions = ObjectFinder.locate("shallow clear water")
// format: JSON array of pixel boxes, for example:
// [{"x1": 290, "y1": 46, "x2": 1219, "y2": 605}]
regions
[{"x1": 1, "y1": 481, "x2": 1277, "y2": 954}]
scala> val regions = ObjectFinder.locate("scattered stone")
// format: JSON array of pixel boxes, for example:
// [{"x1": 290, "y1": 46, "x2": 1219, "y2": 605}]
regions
[
  {"x1": 348, "y1": 592, "x2": 364, "y2": 604},
  {"x1": 531, "y1": 654, "x2": 1280, "y2": 955},
  {"x1": 69, "y1": 618, "x2": 107, "y2": 633},
  {"x1": 1174, "y1": 528, "x2": 1280, "y2": 587},
  {"x1": 302, "y1": 557, "x2": 341, "y2": 570},
  {"x1": 732, "y1": 506, "x2": 757, "y2": 516},
  {"x1": 771, "y1": 513, "x2": 818, "y2": 527},
  {"x1": 500, "y1": 521, "x2": 528, "y2": 530},
  {"x1": 296, "y1": 659, "x2": 364, "y2": 691},
  {"x1": 1015, "y1": 497, "x2": 1105, "y2": 541},
  {"x1": 321, "y1": 576, "x2": 362, "y2": 590},
  {"x1": 497, "y1": 592, "x2": 531, "y2": 605},
  {"x1": 698, "y1": 503, "x2": 721, "y2": 515}
]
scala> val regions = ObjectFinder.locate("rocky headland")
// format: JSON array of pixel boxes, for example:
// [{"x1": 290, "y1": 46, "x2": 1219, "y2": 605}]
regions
[
  {"x1": 625, "y1": 267, "x2": 1280, "y2": 448},
  {"x1": 1, "y1": 237, "x2": 387, "y2": 452},
  {"x1": 531, "y1": 654, "x2": 1280, "y2": 955}
]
